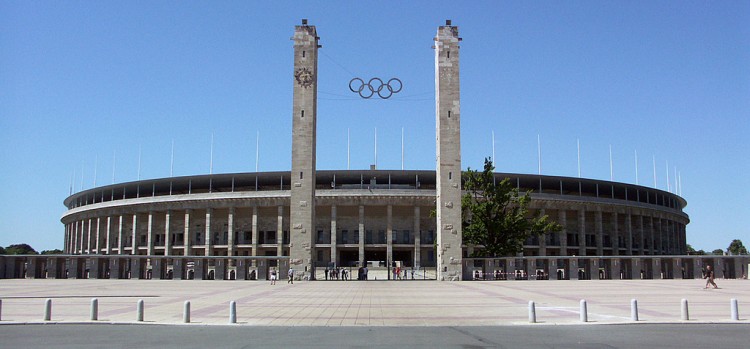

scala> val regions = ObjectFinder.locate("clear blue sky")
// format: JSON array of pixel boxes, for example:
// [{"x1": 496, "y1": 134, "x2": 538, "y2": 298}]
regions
[{"x1": 1, "y1": 2, "x2": 748, "y2": 253}]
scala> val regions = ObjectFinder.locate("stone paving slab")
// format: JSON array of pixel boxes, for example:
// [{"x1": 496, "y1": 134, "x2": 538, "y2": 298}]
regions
[{"x1": 0, "y1": 279, "x2": 747, "y2": 326}]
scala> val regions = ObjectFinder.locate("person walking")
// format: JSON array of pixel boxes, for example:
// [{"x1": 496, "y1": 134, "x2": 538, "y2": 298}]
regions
[
  {"x1": 288, "y1": 267, "x2": 294, "y2": 284},
  {"x1": 270, "y1": 268, "x2": 277, "y2": 285},
  {"x1": 704, "y1": 265, "x2": 718, "y2": 289}
]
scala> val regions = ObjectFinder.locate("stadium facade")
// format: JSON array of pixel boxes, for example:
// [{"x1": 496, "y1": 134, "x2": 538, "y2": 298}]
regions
[{"x1": 60, "y1": 20, "x2": 689, "y2": 281}]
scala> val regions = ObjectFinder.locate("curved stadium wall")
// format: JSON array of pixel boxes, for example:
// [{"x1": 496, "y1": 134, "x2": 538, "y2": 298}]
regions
[{"x1": 61, "y1": 170, "x2": 689, "y2": 269}]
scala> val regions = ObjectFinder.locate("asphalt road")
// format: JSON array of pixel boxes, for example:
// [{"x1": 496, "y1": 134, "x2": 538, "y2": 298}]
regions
[{"x1": 1, "y1": 324, "x2": 748, "y2": 349}]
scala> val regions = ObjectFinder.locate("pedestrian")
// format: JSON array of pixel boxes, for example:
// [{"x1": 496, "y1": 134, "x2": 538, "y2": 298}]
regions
[
  {"x1": 288, "y1": 267, "x2": 294, "y2": 284},
  {"x1": 704, "y1": 265, "x2": 718, "y2": 289},
  {"x1": 325, "y1": 268, "x2": 329, "y2": 281},
  {"x1": 363, "y1": 266, "x2": 368, "y2": 280},
  {"x1": 270, "y1": 268, "x2": 277, "y2": 285}
]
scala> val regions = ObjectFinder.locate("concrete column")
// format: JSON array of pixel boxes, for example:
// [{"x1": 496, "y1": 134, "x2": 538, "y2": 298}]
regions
[
  {"x1": 358, "y1": 205, "x2": 365, "y2": 266},
  {"x1": 435, "y1": 20, "x2": 463, "y2": 281},
  {"x1": 665, "y1": 220, "x2": 671, "y2": 254},
  {"x1": 330, "y1": 205, "x2": 337, "y2": 265},
  {"x1": 277, "y1": 206, "x2": 284, "y2": 257},
  {"x1": 227, "y1": 207, "x2": 234, "y2": 257},
  {"x1": 578, "y1": 209, "x2": 586, "y2": 256},
  {"x1": 87, "y1": 218, "x2": 93, "y2": 254},
  {"x1": 105, "y1": 216, "x2": 112, "y2": 255},
  {"x1": 78, "y1": 220, "x2": 84, "y2": 254},
  {"x1": 251, "y1": 206, "x2": 258, "y2": 259},
  {"x1": 288, "y1": 20, "x2": 319, "y2": 276},
  {"x1": 386, "y1": 205, "x2": 393, "y2": 269},
  {"x1": 595, "y1": 210, "x2": 603, "y2": 255},
  {"x1": 205, "y1": 208, "x2": 213, "y2": 256},
  {"x1": 539, "y1": 208, "x2": 547, "y2": 256},
  {"x1": 649, "y1": 217, "x2": 655, "y2": 255},
  {"x1": 131, "y1": 214, "x2": 138, "y2": 255},
  {"x1": 558, "y1": 209, "x2": 568, "y2": 252},
  {"x1": 147, "y1": 211, "x2": 154, "y2": 256},
  {"x1": 611, "y1": 212, "x2": 619, "y2": 256},
  {"x1": 95, "y1": 217, "x2": 101, "y2": 254},
  {"x1": 183, "y1": 210, "x2": 191, "y2": 256},
  {"x1": 637, "y1": 215, "x2": 644, "y2": 256},
  {"x1": 164, "y1": 211, "x2": 172, "y2": 256},
  {"x1": 414, "y1": 206, "x2": 421, "y2": 269},
  {"x1": 656, "y1": 218, "x2": 663, "y2": 255},
  {"x1": 626, "y1": 213, "x2": 633, "y2": 256},
  {"x1": 117, "y1": 215, "x2": 124, "y2": 255}
]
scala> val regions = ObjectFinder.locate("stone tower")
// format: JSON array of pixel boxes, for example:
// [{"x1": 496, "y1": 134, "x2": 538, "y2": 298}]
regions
[
  {"x1": 289, "y1": 19, "x2": 319, "y2": 279},
  {"x1": 434, "y1": 20, "x2": 462, "y2": 281}
]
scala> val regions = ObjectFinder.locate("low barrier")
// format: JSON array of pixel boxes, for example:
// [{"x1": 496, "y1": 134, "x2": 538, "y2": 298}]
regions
[
  {"x1": 5, "y1": 297, "x2": 740, "y2": 325},
  {"x1": 1, "y1": 255, "x2": 747, "y2": 281}
]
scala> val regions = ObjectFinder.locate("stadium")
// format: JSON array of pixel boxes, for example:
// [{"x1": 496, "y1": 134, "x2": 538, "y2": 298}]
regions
[{"x1": 57, "y1": 20, "x2": 693, "y2": 281}]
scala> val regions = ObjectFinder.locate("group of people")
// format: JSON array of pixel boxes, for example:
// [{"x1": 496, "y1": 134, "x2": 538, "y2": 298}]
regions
[
  {"x1": 324, "y1": 267, "x2": 349, "y2": 280},
  {"x1": 268, "y1": 267, "x2": 295, "y2": 285}
]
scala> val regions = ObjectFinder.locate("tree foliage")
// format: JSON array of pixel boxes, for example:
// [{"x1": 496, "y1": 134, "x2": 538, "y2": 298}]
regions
[
  {"x1": 4, "y1": 243, "x2": 38, "y2": 255},
  {"x1": 462, "y1": 158, "x2": 561, "y2": 257},
  {"x1": 727, "y1": 239, "x2": 748, "y2": 255},
  {"x1": 41, "y1": 249, "x2": 64, "y2": 255},
  {"x1": 711, "y1": 248, "x2": 724, "y2": 256}
]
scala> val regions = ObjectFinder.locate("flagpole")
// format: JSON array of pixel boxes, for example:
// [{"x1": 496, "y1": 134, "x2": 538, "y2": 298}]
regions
[
  {"x1": 112, "y1": 150, "x2": 116, "y2": 184},
  {"x1": 492, "y1": 130, "x2": 496, "y2": 164},
  {"x1": 137, "y1": 146, "x2": 142, "y2": 181},
  {"x1": 634, "y1": 150, "x2": 639, "y2": 185},
  {"x1": 537, "y1": 134, "x2": 541, "y2": 175},
  {"x1": 93, "y1": 155, "x2": 98, "y2": 187},
  {"x1": 170, "y1": 139, "x2": 174, "y2": 177},
  {"x1": 210, "y1": 132, "x2": 214, "y2": 175},
  {"x1": 80, "y1": 160, "x2": 84, "y2": 191},
  {"x1": 374, "y1": 127, "x2": 377, "y2": 169},
  {"x1": 255, "y1": 131, "x2": 259, "y2": 173},
  {"x1": 577, "y1": 139, "x2": 581, "y2": 178},
  {"x1": 401, "y1": 127, "x2": 404, "y2": 171},
  {"x1": 347, "y1": 128, "x2": 350, "y2": 170},
  {"x1": 665, "y1": 160, "x2": 670, "y2": 192},
  {"x1": 652, "y1": 155, "x2": 657, "y2": 188},
  {"x1": 609, "y1": 145, "x2": 613, "y2": 181}
]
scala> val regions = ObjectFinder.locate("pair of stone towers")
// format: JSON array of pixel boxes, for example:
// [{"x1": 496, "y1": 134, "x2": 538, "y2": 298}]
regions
[{"x1": 288, "y1": 20, "x2": 462, "y2": 280}]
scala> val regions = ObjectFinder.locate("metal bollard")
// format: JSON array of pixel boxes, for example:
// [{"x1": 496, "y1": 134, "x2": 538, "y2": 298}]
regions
[
  {"x1": 528, "y1": 301, "x2": 536, "y2": 323},
  {"x1": 681, "y1": 299, "x2": 689, "y2": 321},
  {"x1": 580, "y1": 299, "x2": 588, "y2": 322},
  {"x1": 137, "y1": 299, "x2": 144, "y2": 322},
  {"x1": 229, "y1": 301, "x2": 237, "y2": 324},
  {"x1": 731, "y1": 299, "x2": 739, "y2": 321},
  {"x1": 183, "y1": 301, "x2": 191, "y2": 323},
  {"x1": 91, "y1": 298, "x2": 99, "y2": 321},
  {"x1": 0, "y1": 299, "x2": 3, "y2": 321},
  {"x1": 631, "y1": 299, "x2": 639, "y2": 321},
  {"x1": 44, "y1": 298, "x2": 52, "y2": 321}
]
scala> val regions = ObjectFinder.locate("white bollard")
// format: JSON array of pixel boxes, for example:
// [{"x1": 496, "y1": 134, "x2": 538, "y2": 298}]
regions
[
  {"x1": 681, "y1": 299, "x2": 689, "y2": 321},
  {"x1": 229, "y1": 301, "x2": 237, "y2": 324},
  {"x1": 44, "y1": 298, "x2": 52, "y2": 321},
  {"x1": 528, "y1": 301, "x2": 536, "y2": 323},
  {"x1": 90, "y1": 298, "x2": 98, "y2": 321},
  {"x1": 183, "y1": 301, "x2": 191, "y2": 323},
  {"x1": 137, "y1": 299, "x2": 144, "y2": 322},
  {"x1": 631, "y1": 299, "x2": 639, "y2": 321},
  {"x1": 580, "y1": 299, "x2": 588, "y2": 322},
  {"x1": 731, "y1": 299, "x2": 739, "y2": 321}
]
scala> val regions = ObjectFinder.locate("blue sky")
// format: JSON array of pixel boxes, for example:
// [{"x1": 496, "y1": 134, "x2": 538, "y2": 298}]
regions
[{"x1": 1, "y1": 2, "x2": 748, "y2": 252}]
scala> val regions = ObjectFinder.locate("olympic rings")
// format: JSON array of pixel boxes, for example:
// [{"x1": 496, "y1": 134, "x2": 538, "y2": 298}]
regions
[{"x1": 349, "y1": 77, "x2": 403, "y2": 99}]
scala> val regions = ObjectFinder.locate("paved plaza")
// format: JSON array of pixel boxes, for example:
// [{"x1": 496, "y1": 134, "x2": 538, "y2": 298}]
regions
[{"x1": 1, "y1": 278, "x2": 747, "y2": 326}]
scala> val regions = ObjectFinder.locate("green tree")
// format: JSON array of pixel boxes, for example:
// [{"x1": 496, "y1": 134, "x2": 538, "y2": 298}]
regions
[
  {"x1": 727, "y1": 239, "x2": 748, "y2": 255},
  {"x1": 711, "y1": 248, "x2": 724, "y2": 256},
  {"x1": 4, "y1": 243, "x2": 38, "y2": 255},
  {"x1": 0, "y1": 246, "x2": 5, "y2": 254},
  {"x1": 462, "y1": 158, "x2": 561, "y2": 257},
  {"x1": 41, "y1": 249, "x2": 64, "y2": 255},
  {"x1": 686, "y1": 244, "x2": 696, "y2": 254}
]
